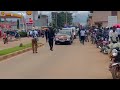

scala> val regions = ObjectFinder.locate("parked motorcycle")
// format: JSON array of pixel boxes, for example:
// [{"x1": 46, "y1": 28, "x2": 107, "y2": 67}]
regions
[
  {"x1": 100, "y1": 39, "x2": 109, "y2": 54},
  {"x1": 96, "y1": 37, "x2": 103, "y2": 48},
  {"x1": 109, "y1": 47, "x2": 120, "y2": 79}
]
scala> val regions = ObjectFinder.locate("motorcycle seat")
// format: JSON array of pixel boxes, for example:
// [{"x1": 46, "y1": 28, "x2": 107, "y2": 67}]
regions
[{"x1": 112, "y1": 63, "x2": 120, "y2": 66}]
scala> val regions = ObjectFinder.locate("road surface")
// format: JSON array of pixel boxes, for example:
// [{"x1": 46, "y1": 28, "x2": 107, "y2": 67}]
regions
[{"x1": 0, "y1": 37, "x2": 112, "y2": 79}]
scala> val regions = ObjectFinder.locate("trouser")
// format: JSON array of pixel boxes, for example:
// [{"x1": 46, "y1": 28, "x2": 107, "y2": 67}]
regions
[
  {"x1": 32, "y1": 38, "x2": 38, "y2": 53},
  {"x1": 80, "y1": 36, "x2": 85, "y2": 45},
  {"x1": 85, "y1": 36, "x2": 89, "y2": 42},
  {"x1": 3, "y1": 38, "x2": 8, "y2": 44},
  {"x1": 48, "y1": 38, "x2": 54, "y2": 50},
  {"x1": 45, "y1": 35, "x2": 48, "y2": 42},
  {"x1": 118, "y1": 35, "x2": 120, "y2": 41},
  {"x1": 79, "y1": 35, "x2": 81, "y2": 41}
]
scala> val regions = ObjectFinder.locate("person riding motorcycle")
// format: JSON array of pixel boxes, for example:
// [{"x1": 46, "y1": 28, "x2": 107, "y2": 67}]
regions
[{"x1": 95, "y1": 27, "x2": 104, "y2": 48}]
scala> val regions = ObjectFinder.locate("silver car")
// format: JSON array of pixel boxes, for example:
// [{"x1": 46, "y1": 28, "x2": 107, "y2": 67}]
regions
[{"x1": 55, "y1": 30, "x2": 73, "y2": 45}]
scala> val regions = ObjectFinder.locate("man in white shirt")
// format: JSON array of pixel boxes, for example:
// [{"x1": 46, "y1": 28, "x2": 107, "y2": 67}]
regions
[
  {"x1": 80, "y1": 29, "x2": 86, "y2": 45},
  {"x1": 109, "y1": 27, "x2": 113, "y2": 43},
  {"x1": 110, "y1": 26, "x2": 118, "y2": 43},
  {"x1": 116, "y1": 26, "x2": 120, "y2": 42}
]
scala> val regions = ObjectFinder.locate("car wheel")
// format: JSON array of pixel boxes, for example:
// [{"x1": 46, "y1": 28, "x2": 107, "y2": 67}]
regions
[
  {"x1": 69, "y1": 41, "x2": 72, "y2": 45},
  {"x1": 55, "y1": 42, "x2": 58, "y2": 45}
]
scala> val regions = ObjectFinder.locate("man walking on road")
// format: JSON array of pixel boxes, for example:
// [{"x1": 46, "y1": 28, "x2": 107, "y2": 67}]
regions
[
  {"x1": 110, "y1": 26, "x2": 118, "y2": 43},
  {"x1": 116, "y1": 26, "x2": 120, "y2": 42},
  {"x1": 80, "y1": 28, "x2": 86, "y2": 45},
  {"x1": 45, "y1": 29, "x2": 48, "y2": 42},
  {"x1": 31, "y1": 29, "x2": 38, "y2": 53},
  {"x1": 47, "y1": 27, "x2": 55, "y2": 51}
]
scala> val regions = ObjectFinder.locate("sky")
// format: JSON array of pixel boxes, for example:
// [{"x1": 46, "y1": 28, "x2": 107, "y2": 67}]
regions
[{"x1": 1, "y1": 11, "x2": 89, "y2": 25}]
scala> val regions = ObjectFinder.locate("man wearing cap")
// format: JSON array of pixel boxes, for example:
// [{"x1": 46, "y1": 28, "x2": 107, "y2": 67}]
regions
[{"x1": 31, "y1": 27, "x2": 38, "y2": 53}]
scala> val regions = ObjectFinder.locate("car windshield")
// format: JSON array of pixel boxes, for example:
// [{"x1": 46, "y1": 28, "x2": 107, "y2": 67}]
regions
[{"x1": 59, "y1": 31, "x2": 71, "y2": 35}]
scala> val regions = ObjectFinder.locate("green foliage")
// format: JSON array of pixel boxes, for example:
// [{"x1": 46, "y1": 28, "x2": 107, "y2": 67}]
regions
[
  {"x1": 52, "y1": 12, "x2": 73, "y2": 28},
  {"x1": 0, "y1": 43, "x2": 32, "y2": 56},
  {"x1": 19, "y1": 32, "x2": 27, "y2": 37}
]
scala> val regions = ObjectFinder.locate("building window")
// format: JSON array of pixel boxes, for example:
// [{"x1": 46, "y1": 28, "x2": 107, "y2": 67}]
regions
[
  {"x1": 90, "y1": 11, "x2": 93, "y2": 13},
  {"x1": 111, "y1": 11, "x2": 117, "y2": 16}
]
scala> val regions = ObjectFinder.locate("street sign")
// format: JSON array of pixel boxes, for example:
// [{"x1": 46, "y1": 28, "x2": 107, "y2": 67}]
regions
[
  {"x1": 26, "y1": 11, "x2": 33, "y2": 24},
  {"x1": 108, "y1": 16, "x2": 118, "y2": 27},
  {"x1": 26, "y1": 11, "x2": 32, "y2": 15},
  {"x1": 0, "y1": 11, "x2": 5, "y2": 16}
]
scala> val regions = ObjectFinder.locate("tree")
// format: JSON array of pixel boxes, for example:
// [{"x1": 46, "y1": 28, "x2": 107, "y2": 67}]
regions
[{"x1": 52, "y1": 12, "x2": 73, "y2": 28}]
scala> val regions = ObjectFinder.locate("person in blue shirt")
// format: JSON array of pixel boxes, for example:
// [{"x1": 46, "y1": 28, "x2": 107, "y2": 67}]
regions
[{"x1": 31, "y1": 29, "x2": 38, "y2": 53}]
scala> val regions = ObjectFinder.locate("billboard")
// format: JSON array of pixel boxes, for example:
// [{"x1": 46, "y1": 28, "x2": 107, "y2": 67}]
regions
[
  {"x1": 26, "y1": 11, "x2": 33, "y2": 24},
  {"x1": 108, "y1": 16, "x2": 117, "y2": 27}
]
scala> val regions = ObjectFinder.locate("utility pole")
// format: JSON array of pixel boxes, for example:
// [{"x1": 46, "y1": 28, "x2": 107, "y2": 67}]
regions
[
  {"x1": 66, "y1": 11, "x2": 67, "y2": 25},
  {"x1": 20, "y1": 13, "x2": 25, "y2": 30},
  {"x1": 56, "y1": 12, "x2": 57, "y2": 28}
]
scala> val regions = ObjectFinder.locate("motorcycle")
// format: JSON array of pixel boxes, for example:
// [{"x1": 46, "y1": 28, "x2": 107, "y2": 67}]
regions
[
  {"x1": 100, "y1": 38, "x2": 109, "y2": 54},
  {"x1": 109, "y1": 47, "x2": 120, "y2": 79},
  {"x1": 96, "y1": 37, "x2": 103, "y2": 49}
]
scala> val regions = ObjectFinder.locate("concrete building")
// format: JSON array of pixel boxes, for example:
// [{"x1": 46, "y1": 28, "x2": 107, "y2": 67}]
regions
[
  {"x1": 117, "y1": 11, "x2": 120, "y2": 23},
  {"x1": 90, "y1": 11, "x2": 118, "y2": 27},
  {"x1": 35, "y1": 15, "x2": 48, "y2": 27}
]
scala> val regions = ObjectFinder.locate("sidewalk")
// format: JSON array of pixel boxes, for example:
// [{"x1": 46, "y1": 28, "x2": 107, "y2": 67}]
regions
[{"x1": 0, "y1": 37, "x2": 45, "y2": 50}]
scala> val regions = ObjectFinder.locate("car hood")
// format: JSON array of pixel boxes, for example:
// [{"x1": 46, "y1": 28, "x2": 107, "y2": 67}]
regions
[{"x1": 56, "y1": 34, "x2": 70, "y2": 38}]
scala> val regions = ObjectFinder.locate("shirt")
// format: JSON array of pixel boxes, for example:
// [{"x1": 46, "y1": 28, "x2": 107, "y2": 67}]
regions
[
  {"x1": 80, "y1": 30, "x2": 85, "y2": 36},
  {"x1": 110, "y1": 32, "x2": 118, "y2": 42},
  {"x1": 32, "y1": 30, "x2": 38, "y2": 38},
  {"x1": 116, "y1": 28, "x2": 120, "y2": 35}
]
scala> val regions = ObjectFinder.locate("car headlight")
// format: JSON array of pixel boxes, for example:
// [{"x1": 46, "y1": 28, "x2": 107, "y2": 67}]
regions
[
  {"x1": 55, "y1": 38, "x2": 59, "y2": 40},
  {"x1": 67, "y1": 38, "x2": 70, "y2": 40}
]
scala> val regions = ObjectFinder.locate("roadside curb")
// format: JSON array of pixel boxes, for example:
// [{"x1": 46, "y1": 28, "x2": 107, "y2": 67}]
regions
[{"x1": 0, "y1": 43, "x2": 44, "y2": 61}]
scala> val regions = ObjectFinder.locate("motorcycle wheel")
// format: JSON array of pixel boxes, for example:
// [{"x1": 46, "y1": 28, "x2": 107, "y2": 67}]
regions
[{"x1": 111, "y1": 66, "x2": 118, "y2": 79}]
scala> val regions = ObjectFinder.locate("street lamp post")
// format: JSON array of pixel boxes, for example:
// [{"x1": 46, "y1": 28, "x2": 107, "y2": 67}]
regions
[
  {"x1": 56, "y1": 12, "x2": 57, "y2": 27},
  {"x1": 20, "y1": 13, "x2": 25, "y2": 30},
  {"x1": 66, "y1": 11, "x2": 67, "y2": 25}
]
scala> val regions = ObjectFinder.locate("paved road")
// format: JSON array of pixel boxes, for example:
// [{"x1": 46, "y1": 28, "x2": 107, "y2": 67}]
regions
[{"x1": 0, "y1": 37, "x2": 112, "y2": 79}]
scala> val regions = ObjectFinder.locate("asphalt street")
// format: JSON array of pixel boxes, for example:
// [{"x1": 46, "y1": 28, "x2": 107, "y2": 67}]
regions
[{"x1": 0, "y1": 37, "x2": 112, "y2": 79}]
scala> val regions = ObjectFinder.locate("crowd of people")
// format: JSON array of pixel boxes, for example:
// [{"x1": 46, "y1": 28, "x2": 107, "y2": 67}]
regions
[{"x1": 78, "y1": 25, "x2": 120, "y2": 71}]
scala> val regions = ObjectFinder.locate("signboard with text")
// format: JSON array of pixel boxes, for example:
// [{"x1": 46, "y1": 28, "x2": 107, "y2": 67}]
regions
[{"x1": 108, "y1": 16, "x2": 118, "y2": 27}]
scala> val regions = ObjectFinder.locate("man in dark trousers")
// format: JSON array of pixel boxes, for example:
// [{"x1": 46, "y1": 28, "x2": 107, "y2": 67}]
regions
[
  {"x1": 47, "y1": 27, "x2": 55, "y2": 51},
  {"x1": 45, "y1": 29, "x2": 48, "y2": 42},
  {"x1": 78, "y1": 28, "x2": 81, "y2": 41}
]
